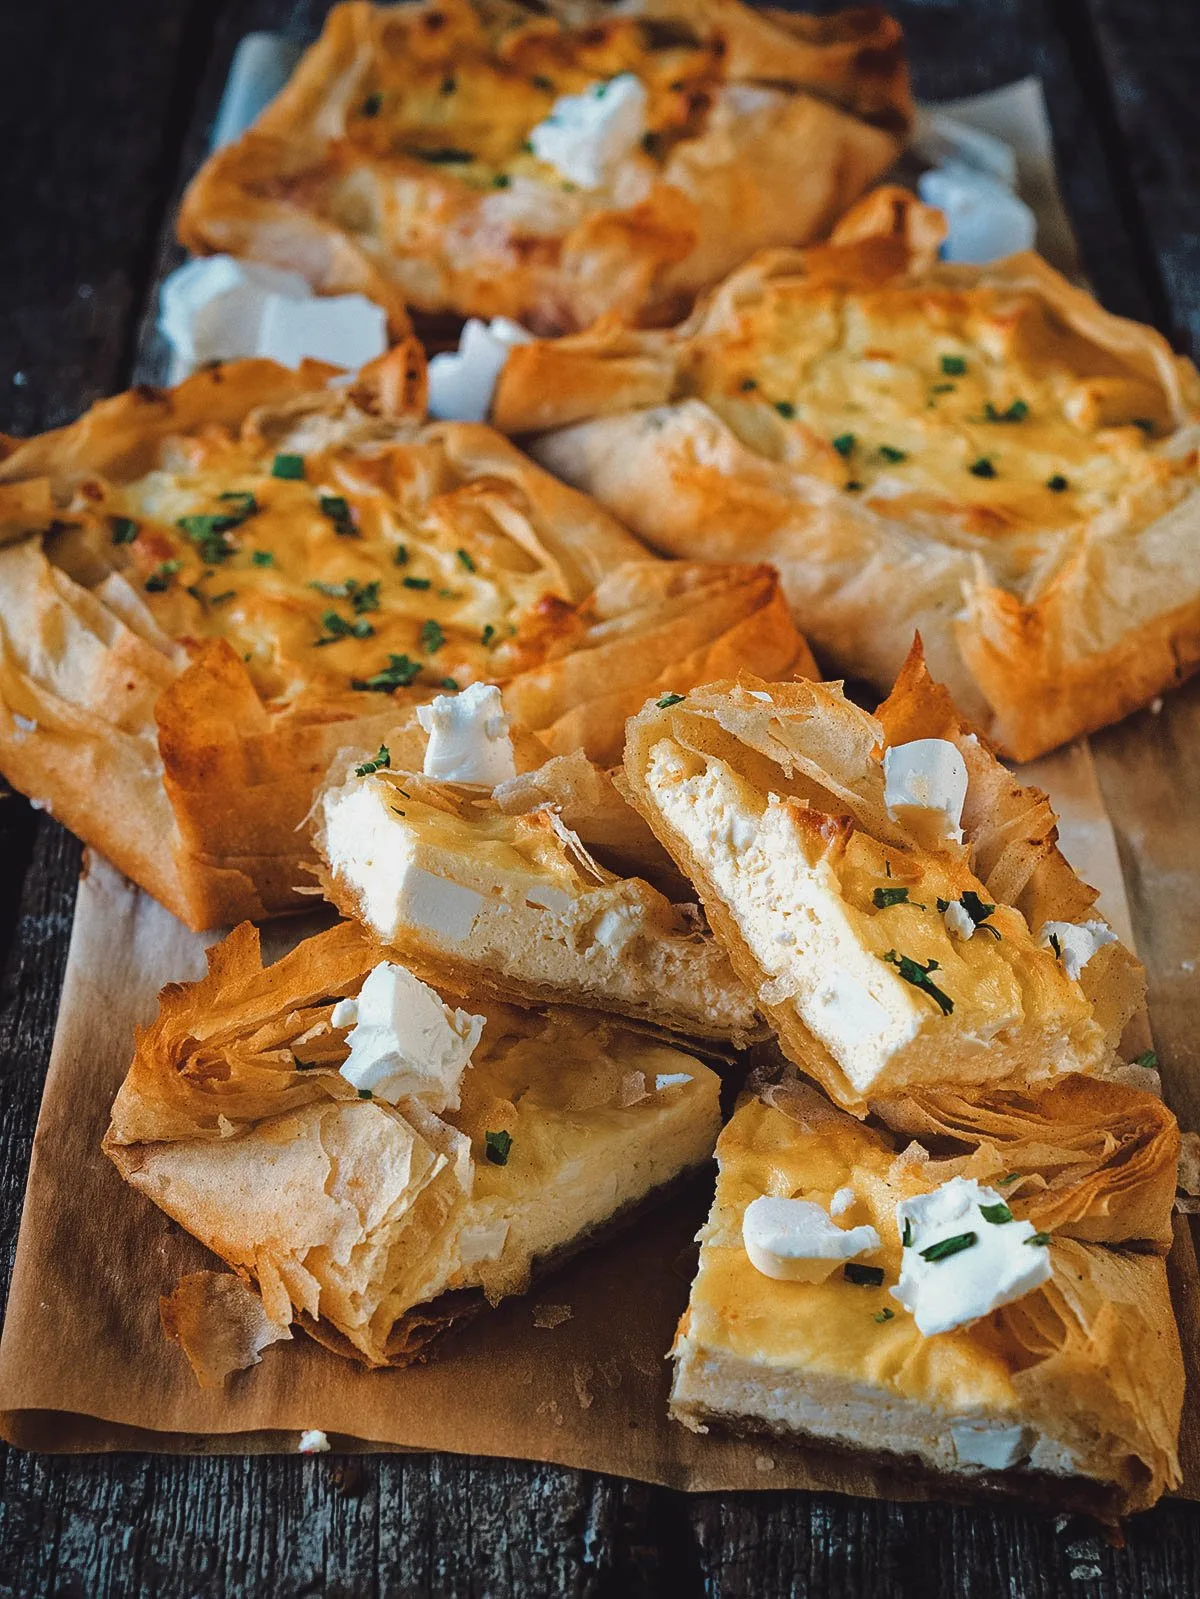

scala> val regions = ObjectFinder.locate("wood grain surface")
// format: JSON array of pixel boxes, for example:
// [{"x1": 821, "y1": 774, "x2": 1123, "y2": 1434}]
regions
[{"x1": 1, "y1": 1, "x2": 1199, "y2": 1593}]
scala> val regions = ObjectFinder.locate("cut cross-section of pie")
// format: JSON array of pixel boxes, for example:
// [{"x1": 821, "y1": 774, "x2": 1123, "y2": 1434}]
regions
[
  {"x1": 0, "y1": 348, "x2": 811, "y2": 929},
  {"x1": 314, "y1": 726, "x2": 759, "y2": 1043},
  {"x1": 668, "y1": 1071, "x2": 1183, "y2": 1516},
  {"x1": 103, "y1": 920, "x2": 722, "y2": 1373},
  {"x1": 622, "y1": 642, "x2": 1144, "y2": 1112},
  {"x1": 495, "y1": 186, "x2": 1200, "y2": 758},
  {"x1": 177, "y1": 0, "x2": 911, "y2": 335}
]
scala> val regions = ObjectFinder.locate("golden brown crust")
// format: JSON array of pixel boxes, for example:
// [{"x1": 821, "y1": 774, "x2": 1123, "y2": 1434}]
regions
[
  {"x1": 497, "y1": 186, "x2": 1200, "y2": 758},
  {"x1": 0, "y1": 354, "x2": 812, "y2": 929},
  {"x1": 177, "y1": 0, "x2": 910, "y2": 335}
]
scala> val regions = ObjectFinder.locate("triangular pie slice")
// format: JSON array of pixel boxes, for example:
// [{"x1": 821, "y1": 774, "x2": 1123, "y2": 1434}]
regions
[
  {"x1": 668, "y1": 1069, "x2": 1183, "y2": 1516},
  {"x1": 103, "y1": 920, "x2": 722, "y2": 1374},
  {"x1": 622, "y1": 642, "x2": 1144, "y2": 1111},
  {"x1": 314, "y1": 733, "x2": 760, "y2": 1045}
]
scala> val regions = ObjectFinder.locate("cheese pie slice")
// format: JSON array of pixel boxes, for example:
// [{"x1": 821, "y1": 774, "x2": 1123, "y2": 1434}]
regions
[
  {"x1": 669, "y1": 1072, "x2": 1183, "y2": 1516},
  {"x1": 315, "y1": 740, "x2": 759, "y2": 1042},
  {"x1": 103, "y1": 920, "x2": 722, "y2": 1373},
  {"x1": 623, "y1": 643, "x2": 1144, "y2": 1112},
  {"x1": 0, "y1": 348, "x2": 810, "y2": 929}
]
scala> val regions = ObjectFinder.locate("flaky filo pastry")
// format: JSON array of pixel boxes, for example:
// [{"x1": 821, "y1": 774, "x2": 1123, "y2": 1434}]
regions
[
  {"x1": 622, "y1": 642, "x2": 1145, "y2": 1113},
  {"x1": 495, "y1": 185, "x2": 1200, "y2": 759},
  {"x1": 669, "y1": 1072, "x2": 1183, "y2": 1517},
  {"x1": 103, "y1": 920, "x2": 722, "y2": 1375},
  {"x1": 177, "y1": 0, "x2": 911, "y2": 336},
  {"x1": 0, "y1": 346, "x2": 811, "y2": 930},
  {"x1": 314, "y1": 742, "x2": 761, "y2": 1044}
]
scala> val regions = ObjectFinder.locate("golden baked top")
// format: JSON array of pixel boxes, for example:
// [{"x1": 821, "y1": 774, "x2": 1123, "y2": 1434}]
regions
[{"x1": 178, "y1": 0, "x2": 911, "y2": 333}]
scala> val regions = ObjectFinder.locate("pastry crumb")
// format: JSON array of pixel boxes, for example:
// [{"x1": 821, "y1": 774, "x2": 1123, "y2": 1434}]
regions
[
  {"x1": 533, "y1": 1302, "x2": 573, "y2": 1329},
  {"x1": 754, "y1": 1454, "x2": 776, "y2": 1473}
]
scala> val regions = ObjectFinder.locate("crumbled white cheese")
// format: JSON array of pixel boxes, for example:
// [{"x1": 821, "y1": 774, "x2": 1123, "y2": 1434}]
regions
[
  {"x1": 525, "y1": 883, "x2": 573, "y2": 914},
  {"x1": 1036, "y1": 919, "x2": 1117, "y2": 981},
  {"x1": 298, "y1": 1429, "x2": 330, "y2": 1454},
  {"x1": 942, "y1": 899, "x2": 976, "y2": 940},
  {"x1": 883, "y1": 739, "x2": 969, "y2": 846},
  {"x1": 529, "y1": 74, "x2": 648, "y2": 190},
  {"x1": 891, "y1": 1176, "x2": 1051, "y2": 1336},
  {"x1": 426, "y1": 316, "x2": 534, "y2": 422},
  {"x1": 417, "y1": 682, "x2": 517, "y2": 786},
  {"x1": 457, "y1": 1218, "x2": 511, "y2": 1266},
  {"x1": 158, "y1": 255, "x2": 387, "y2": 379},
  {"x1": 950, "y1": 1420, "x2": 1035, "y2": 1470},
  {"x1": 742, "y1": 1195, "x2": 881, "y2": 1283},
  {"x1": 334, "y1": 962, "x2": 484, "y2": 1110},
  {"x1": 829, "y1": 1186, "x2": 856, "y2": 1218},
  {"x1": 590, "y1": 904, "x2": 642, "y2": 953}
]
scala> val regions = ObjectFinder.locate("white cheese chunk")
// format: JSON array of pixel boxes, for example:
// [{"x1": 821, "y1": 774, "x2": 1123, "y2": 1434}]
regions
[
  {"x1": 917, "y1": 164, "x2": 1036, "y2": 264},
  {"x1": 426, "y1": 317, "x2": 533, "y2": 422},
  {"x1": 158, "y1": 255, "x2": 387, "y2": 379},
  {"x1": 742, "y1": 1196, "x2": 881, "y2": 1284},
  {"x1": 334, "y1": 961, "x2": 484, "y2": 1110},
  {"x1": 942, "y1": 899, "x2": 976, "y2": 940},
  {"x1": 1036, "y1": 919, "x2": 1117, "y2": 981},
  {"x1": 298, "y1": 1429, "x2": 330, "y2": 1454},
  {"x1": 883, "y1": 738, "x2": 969, "y2": 846},
  {"x1": 950, "y1": 1420, "x2": 1035, "y2": 1471},
  {"x1": 417, "y1": 682, "x2": 517, "y2": 787},
  {"x1": 891, "y1": 1176, "x2": 1051, "y2": 1336},
  {"x1": 529, "y1": 74, "x2": 648, "y2": 190},
  {"x1": 829, "y1": 1186, "x2": 856, "y2": 1218},
  {"x1": 655, "y1": 1071, "x2": 693, "y2": 1091}
]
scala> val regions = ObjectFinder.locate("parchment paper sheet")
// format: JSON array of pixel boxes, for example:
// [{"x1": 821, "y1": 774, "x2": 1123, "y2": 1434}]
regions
[{"x1": 0, "y1": 79, "x2": 1198, "y2": 1499}]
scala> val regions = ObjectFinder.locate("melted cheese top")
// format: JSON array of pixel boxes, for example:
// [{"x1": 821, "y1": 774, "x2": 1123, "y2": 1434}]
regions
[
  {"x1": 343, "y1": 2, "x2": 724, "y2": 196},
  {"x1": 690, "y1": 279, "x2": 1200, "y2": 591},
  {"x1": 74, "y1": 430, "x2": 580, "y2": 706}
]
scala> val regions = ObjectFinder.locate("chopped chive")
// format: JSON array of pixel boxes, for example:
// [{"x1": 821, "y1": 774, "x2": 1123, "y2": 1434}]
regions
[
  {"x1": 485, "y1": 1129, "x2": 513, "y2": 1165},
  {"x1": 456, "y1": 547, "x2": 476, "y2": 572},
  {"x1": 979, "y1": 1202, "x2": 1014, "y2": 1225},
  {"x1": 272, "y1": 453, "x2": 305, "y2": 480},
  {"x1": 409, "y1": 146, "x2": 475, "y2": 164},
  {"x1": 393, "y1": 544, "x2": 409, "y2": 565},
  {"x1": 901, "y1": 1217, "x2": 913, "y2": 1248},
  {"x1": 109, "y1": 515, "x2": 138, "y2": 544},
  {"x1": 940, "y1": 355, "x2": 966, "y2": 375},
  {"x1": 420, "y1": 618, "x2": 445, "y2": 654},
  {"x1": 873, "y1": 885, "x2": 919, "y2": 909},
  {"x1": 919, "y1": 1231, "x2": 977, "y2": 1262},
  {"x1": 319, "y1": 494, "x2": 357, "y2": 537},
  {"x1": 355, "y1": 744, "x2": 390, "y2": 777},
  {"x1": 144, "y1": 559, "x2": 183, "y2": 593},
  {"x1": 209, "y1": 589, "x2": 236, "y2": 606},
  {"x1": 969, "y1": 457, "x2": 996, "y2": 478},
  {"x1": 481, "y1": 623, "x2": 496, "y2": 647},
  {"x1": 403, "y1": 576, "x2": 431, "y2": 590},
  {"x1": 358, "y1": 1088, "x2": 373, "y2": 1099},
  {"x1": 251, "y1": 550, "x2": 275, "y2": 567},
  {"x1": 878, "y1": 445, "x2": 907, "y2": 463},
  {"x1": 843, "y1": 1263, "x2": 885, "y2": 1287},
  {"x1": 656, "y1": 693, "x2": 685, "y2": 709},
  {"x1": 832, "y1": 433, "x2": 856, "y2": 457}
]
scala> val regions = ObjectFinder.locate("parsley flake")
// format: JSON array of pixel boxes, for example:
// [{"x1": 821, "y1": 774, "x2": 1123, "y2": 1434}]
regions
[
  {"x1": 969, "y1": 457, "x2": 997, "y2": 478},
  {"x1": 251, "y1": 550, "x2": 275, "y2": 567},
  {"x1": 979, "y1": 1202, "x2": 1014, "y2": 1225},
  {"x1": 874, "y1": 1307, "x2": 895, "y2": 1324},
  {"x1": 881, "y1": 950, "x2": 954, "y2": 1015},
  {"x1": 176, "y1": 513, "x2": 241, "y2": 563},
  {"x1": 983, "y1": 399, "x2": 1029, "y2": 423},
  {"x1": 403, "y1": 576, "x2": 431, "y2": 590},
  {"x1": 272, "y1": 453, "x2": 305, "y2": 480},
  {"x1": 440, "y1": 677, "x2": 460, "y2": 691},
  {"x1": 314, "y1": 609, "x2": 374, "y2": 646},
  {"x1": 351, "y1": 654, "x2": 423, "y2": 692},
  {"x1": 1026, "y1": 1233, "x2": 1051, "y2": 1248},
  {"x1": 393, "y1": 544, "x2": 409, "y2": 566},
  {"x1": 901, "y1": 1217, "x2": 913, "y2": 1248},
  {"x1": 1135, "y1": 1050, "x2": 1159, "y2": 1068},
  {"x1": 940, "y1": 355, "x2": 967, "y2": 375},
  {"x1": 997, "y1": 1172, "x2": 1023, "y2": 1186},
  {"x1": 873, "y1": 885, "x2": 921, "y2": 910},
  {"x1": 358, "y1": 1088, "x2": 374, "y2": 1100},
  {"x1": 739, "y1": 377, "x2": 758, "y2": 392},
  {"x1": 109, "y1": 515, "x2": 138, "y2": 545},
  {"x1": 657, "y1": 693, "x2": 685, "y2": 709},
  {"x1": 319, "y1": 494, "x2": 357, "y2": 537},
  {"x1": 355, "y1": 744, "x2": 391, "y2": 777},
  {"x1": 420, "y1": 618, "x2": 445, "y2": 654},
  {"x1": 485, "y1": 1129, "x2": 513, "y2": 1166},
  {"x1": 919, "y1": 1231, "x2": 977, "y2": 1262},
  {"x1": 774, "y1": 400, "x2": 795, "y2": 419},
  {"x1": 456, "y1": 547, "x2": 476, "y2": 572},
  {"x1": 1046, "y1": 474, "x2": 1069, "y2": 492},
  {"x1": 878, "y1": 445, "x2": 907, "y2": 462},
  {"x1": 144, "y1": 559, "x2": 183, "y2": 593},
  {"x1": 832, "y1": 432, "x2": 856, "y2": 457},
  {"x1": 843, "y1": 1263, "x2": 884, "y2": 1287}
]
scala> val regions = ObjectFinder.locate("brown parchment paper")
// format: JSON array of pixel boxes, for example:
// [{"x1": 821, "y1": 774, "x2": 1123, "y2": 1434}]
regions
[{"x1": 1, "y1": 726, "x2": 1199, "y2": 1501}]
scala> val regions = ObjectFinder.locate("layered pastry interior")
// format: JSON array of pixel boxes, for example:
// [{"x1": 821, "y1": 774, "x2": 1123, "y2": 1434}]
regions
[
  {"x1": 316, "y1": 684, "x2": 758, "y2": 1043},
  {"x1": 669, "y1": 1071, "x2": 1183, "y2": 1515},
  {"x1": 623, "y1": 648, "x2": 1144, "y2": 1111},
  {"x1": 104, "y1": 920, "x2": 721, "y2": 1371}
]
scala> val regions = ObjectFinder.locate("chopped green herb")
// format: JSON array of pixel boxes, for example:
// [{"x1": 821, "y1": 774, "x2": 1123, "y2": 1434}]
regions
[
  {"x1": 485, "y1": 1129, "x2": 513, "y2": 1166},
  {"x1": 940, "y1": 355, "x2": 966, "y2": 375},
  {"x1": 979, "y1": 1202, "x2": 1014, "y2": 1225},
  {"x1": 403, "y1": 576, "x2": 431, "y2": 590},
  {"x1": 873, "y1": 1307, "x2": 895, "y2": 1324},
  {"x1": 969, "y1": 457, "x2": 996, "y2": 478},
  {"x1": 251, "y1": 549, "x2": 275, "y2": 567},
  {"x1": 641, "y1": 131, "x2": 662, "y2": 157},
  {"x1": 109, "y1": 515, "x2": 138, "y2": 545},
  {"x1": 176, "y1": 513, "x2": 240, "y2": 563},
  {"x1": 919, "y1": 1231, "x2": 977, "y2": 1263},
  {"x1": 1048, "y1": 931, "x2": 1062, "y2": 959},
  {"x1": 492, "y1": 173, "x2": 510, "y2": 188},
  {"x1": 930, "y1": 381, "x2": 956, "y2": 394},
  {"x1": 209, "y1": 589, "x2": 237, "y2": 607},
  {"x1": 997, "y1": 1172, "x2": 1023, "y2": 1186},
  {"x1": 355, "y1": 744, "x2": 391, "y2": 777},
  {"x1": 440, "y1": 75, "x2": 457, "y2": 95},
  {"x1": 358, "y1": 1088, "x2": 373, "y2": 1100},
  {"x1": 315, "y1": 609, "x2": 375, "y2": 646},
  {"x1": 774, "y1": 400, "x2": 795, "y2": 419},
  {"x1": 845, "y1": 480, "x2": 864, "y2": 492},
  {"x1": 393, "y1": 544, "x2": 409, "y2": 566},
  {"x1": 873, "y1": 885, "x2": 921, "y2": 909},
  {"x1": 272, "y1": 453, "x2": 305, "y2": 480},
  {"x1": 319, "y1": 494, "x2": 357, "y2": 537},
  {"x1": 352, "y1": 580, "x2": 380, "y2": 614},
  {"x1": 409, "y1": 146, "x2": 475, "y2": 163},
  {"x1": 944, "y1": 889, "x2": 997, "y2": 930},
  {"x1": 420, "y1": 618, "x2": 445, "y2": 654},
  {"x1": 361, "y1": 93, "x2": 382, "y2": 117},
  {"x1": 983, "y1": 399, "x2": 1029, "y2": 422},
  {"x1": 532, "y1": 74, "x2": 554, "y2": 91},
  {"x1": 1132, "y1": 418, "x2": 1156, "y2": 435},
  {"x1": 656, "y1": 693, "x2": 685, "y2": 709},
  {"x1": 440, "y1": 677, "x2": 460, "y2": 691},
  {"x1": 218, "y1": 491, "x2": 258, "y2": 517},
  {"x1": 1135, "y1": 1049, "x2": 1159, "y2": 1069},
  {"x1": 481, "y1": 623, "x2": 496, "y2": 647},
  {"x1": 144, "y1": 559, "x2": 182, "y2": 593},
  {"x1": 456, "y1": 547, "x2": 476, "y2": 572},
  {"x1": 1026, "y1": 1232, "x2": 1051, "y2": 1248},
  {"x1": 901, "y1": 1217, "x2": 913, "y2": 1248},
  {"x1": 1046, "y1": 474, "x2": 1069, "y2": 493},
  {"x1": 843, "y1": 1263, "x2": 885, "y2": 1287},
  {"x1": 351, "y1": 653, "x2": 423, "y2": 692},
  {"x1": 878, "y1": 445, "x2": 907, "y2": 463},
  {"x1": 832, "y1": 432, "x2": 856, "y2": 457},
  {"x1": 881, "y1": 950, "x2": 954, "y2": 1015},
  {"x1": 739, "y1": 377, "x2": 758, "y2": 392}
]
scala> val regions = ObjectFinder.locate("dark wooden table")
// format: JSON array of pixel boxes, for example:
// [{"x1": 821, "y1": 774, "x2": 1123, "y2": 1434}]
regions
[{"x1": 1, "y1": 1, "x2": 1199, "y2": 1593}]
